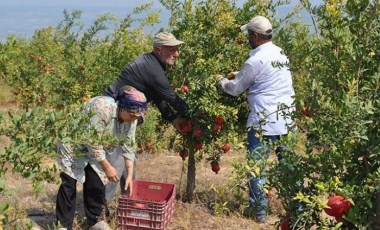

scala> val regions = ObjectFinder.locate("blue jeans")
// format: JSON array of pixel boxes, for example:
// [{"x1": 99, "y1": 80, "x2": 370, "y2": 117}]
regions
[{"x1": 247, "y1": 129, "x2": 286, "y2": 216}]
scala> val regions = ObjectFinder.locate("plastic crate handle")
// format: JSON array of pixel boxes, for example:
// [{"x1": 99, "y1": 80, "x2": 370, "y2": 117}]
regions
[
  {"x1": 148, "y1": 184, "x2": 162, "y2": 190},
  {"x1": 132, "y1": 202, "x2": 148, "y2": 209}
]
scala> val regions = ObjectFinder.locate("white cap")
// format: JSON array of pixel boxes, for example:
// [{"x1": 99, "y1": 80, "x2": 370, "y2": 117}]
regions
[
  {"x1": 240, "y1": 16, "x2": 273, "y2": 35},
  {"x1": 153, "y1": 32, "x2": 184, "y2": 47}
]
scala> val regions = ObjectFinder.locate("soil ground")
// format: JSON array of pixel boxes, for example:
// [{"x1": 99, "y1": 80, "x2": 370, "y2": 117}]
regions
[
  {"x1": 0, "y1": 98, "x2": 284, "y2": 229},
  {"x1": 0, "y1": 147, "x2": 284, "y2": 230}
]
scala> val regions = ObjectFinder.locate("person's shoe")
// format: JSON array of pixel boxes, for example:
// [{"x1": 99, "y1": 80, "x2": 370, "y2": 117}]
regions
[
  {"x1": 89, "y1": 221, "x2": 112, "y2": 230},
  {"x1": 256, "y1": 214, "x2": 266, "y2": 223},
  {"x1": 243, "y1": 206, "x2": 254, "y2": 218}
]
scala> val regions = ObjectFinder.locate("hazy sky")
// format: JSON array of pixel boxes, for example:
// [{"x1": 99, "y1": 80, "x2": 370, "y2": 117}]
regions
[
  {"x1": 0, "y1": 0, "x2": 323, "y2": 10},
  {"x1": 0, "y1": 0, "x2": 148, "y2": 7},
  {"x1": 0, "y1": 0, "x2": 167, "y2": 40},
  {"x1": 0, "y1": 0, "x2": 323, "y2": 41}
]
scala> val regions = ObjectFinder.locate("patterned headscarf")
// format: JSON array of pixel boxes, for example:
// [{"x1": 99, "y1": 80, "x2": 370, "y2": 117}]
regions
[{"x1": 115, "y1": 86, "x2": 147, "y2": 116}]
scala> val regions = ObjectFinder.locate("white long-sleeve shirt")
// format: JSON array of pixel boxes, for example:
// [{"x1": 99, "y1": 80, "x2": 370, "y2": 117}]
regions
[{"x1": 220, "y1": 42, "x2": 295, "y2": 135}]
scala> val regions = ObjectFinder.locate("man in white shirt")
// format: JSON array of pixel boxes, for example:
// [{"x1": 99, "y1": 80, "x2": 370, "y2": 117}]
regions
[{"x1": 217, "y1": 16, "x2": 296, "y2": 223}]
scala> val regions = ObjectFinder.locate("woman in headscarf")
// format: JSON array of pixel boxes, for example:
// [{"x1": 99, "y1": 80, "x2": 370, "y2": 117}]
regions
[{"x1": 55, "y1": 86, "x2": 147, "y2": 230}]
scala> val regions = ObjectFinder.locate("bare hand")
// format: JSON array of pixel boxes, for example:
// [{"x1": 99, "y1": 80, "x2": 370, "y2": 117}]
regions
[
  {"x1": 104, "y1": 166, "x2": 120, "y2": 183},
  {"x1": 124, "y1": 177, "x2": 133, "y2": 197}
]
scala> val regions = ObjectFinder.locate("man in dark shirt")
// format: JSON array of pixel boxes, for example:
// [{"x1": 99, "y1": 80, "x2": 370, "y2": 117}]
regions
[
  {"x1": 103, "y1": 32, "x2": 191, "y2": 203},
  {"x1": 104, "y1": 32, "x2": 190, "y2": 126}
]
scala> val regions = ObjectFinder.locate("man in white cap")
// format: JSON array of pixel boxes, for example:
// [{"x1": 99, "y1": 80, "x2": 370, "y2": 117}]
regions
[
  {"x1": 103, "y1": 32, "x2": 191, "y2": 202},
  {"x1": 217, "y1": 16, "x2": 296, "y2": 223}
]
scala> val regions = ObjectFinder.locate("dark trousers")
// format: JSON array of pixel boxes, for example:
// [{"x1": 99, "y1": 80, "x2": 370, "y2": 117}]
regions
[{"x1": 56, "y1": 164, "x2": 106, "y2": 229}]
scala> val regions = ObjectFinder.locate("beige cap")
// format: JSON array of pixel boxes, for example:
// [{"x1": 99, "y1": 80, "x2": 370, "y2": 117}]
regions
[
  {"x1": 240, "y1": 16, "x2": 273, "y2": 35},
  {"x1": 153, "y1": 32, "x2": 184, "y2": 47}
]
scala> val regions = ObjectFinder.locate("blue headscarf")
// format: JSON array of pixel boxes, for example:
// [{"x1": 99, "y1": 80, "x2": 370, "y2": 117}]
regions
[{"x1": 115, "y1": 86, "x2": 147, "y2": 116}]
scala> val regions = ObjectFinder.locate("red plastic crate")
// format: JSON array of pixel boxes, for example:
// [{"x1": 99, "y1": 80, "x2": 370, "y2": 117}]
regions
[{"x1": 117, "y1": 180, "x2": 176, "y2": 230}]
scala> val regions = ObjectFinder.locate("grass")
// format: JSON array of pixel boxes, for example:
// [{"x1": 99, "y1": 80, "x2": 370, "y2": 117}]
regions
[
  {"x1": 0, "y1": 80, "x2": 14, "y2": 106},
  {"x1": 0, "y1": 149, "x2": 284, "y2": 229},
  {"x1": 0, "y1": 87, "x2": 284, "y2": 229}
]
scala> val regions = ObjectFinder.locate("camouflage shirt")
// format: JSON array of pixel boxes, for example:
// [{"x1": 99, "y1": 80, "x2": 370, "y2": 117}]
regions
[{"x1": 57, "y1": 96, "x2": 137, "y2": 185}]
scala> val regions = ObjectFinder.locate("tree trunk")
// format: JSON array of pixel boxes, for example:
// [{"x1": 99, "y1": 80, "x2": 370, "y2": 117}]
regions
[
  {"x1": 183, "y1": 149, "x2": 196, "y2": 202},
  {"x1": 374, "y1": 191, "x2": 380, "y2": 230}
]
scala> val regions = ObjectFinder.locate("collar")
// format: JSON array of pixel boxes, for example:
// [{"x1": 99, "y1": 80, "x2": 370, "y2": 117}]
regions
[
  {"x1": 113, "y1": 101, "x2": 119, "y2": 119},
  {"x1": 151, "y1": 51, "x2": 167, "y2": 70},
  {"x1": 249, "y1": 41, "x2": 273, "y2": 57}
]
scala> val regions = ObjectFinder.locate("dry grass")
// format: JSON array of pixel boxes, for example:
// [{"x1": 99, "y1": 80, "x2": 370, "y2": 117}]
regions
[
  {"x1": 0, "y1": 80, "x2": 15, "y2": 110},
  {"x1": 0, "y1": 91, "x2": 284, "y2": 229},
  {"x1": 0, "y1": 86, "x2": 283, "y2": 229},
  {"x1": 0, "y1": 135, "x2": 11, "y2": 150},
  {"x1": 0, "y1": 148, "x2": 284, "y2": 230}
]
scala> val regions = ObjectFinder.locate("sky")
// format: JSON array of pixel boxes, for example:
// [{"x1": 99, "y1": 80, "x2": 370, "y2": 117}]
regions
[
  {"x1": 0, "y1": 0, "x2": 323, "y2": 9},
  {"x1": 0, "y1": 0, "x2": 167, "y2": 40},
  {"x1": 0, "y1": 0, "x2": 148, "y2": 7},
  {"x1": 0, "y1": 0, "x2": 323, "y2": 41}
]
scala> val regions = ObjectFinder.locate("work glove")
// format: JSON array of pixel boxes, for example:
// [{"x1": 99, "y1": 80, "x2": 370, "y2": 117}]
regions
[
  {"x1": 227, "y1": 71, "x2": 239, "y2": 80},
  {"x1": 215, "y1": 74, "x2": 226, "y2": 93},
  {"x1": 215, "y1": 74, "x2": 225, "y2": 82}
]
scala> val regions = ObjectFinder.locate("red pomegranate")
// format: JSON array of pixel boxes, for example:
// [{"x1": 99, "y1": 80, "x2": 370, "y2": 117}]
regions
[
  {"x1": 180, "y1": 121, "x2": 192, "y2": 134},
  {"x1": 194, "y1": 142, "x2": 203, "y2": 151},
  {"x1": 324, "y1": 195, "x2": 351, "y2": 221},
  {"x1": 179, "y1": 149, "x2": 189, "y2": 161},
  {"x1": 181, "y1": 85, "x2": 189, "y2": 93},
  {"x1": 214, "y1": 115, "x2": 225, "y2": 124},
  {"x1": 213, "y1": 124, "x2": 222, "y2": 132},
  {"x1": 193, "y1": 129, "x2": 203, "y2": 138},
  {"x1": 211, "y1": 161, "x2": 220, "y2": 174},
  {"x1": 221, "y1": 143, "x2": 231, "y2": 153},
  {"x1": 280, "y1": 216, "x2": 291, "y2": 230}
]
